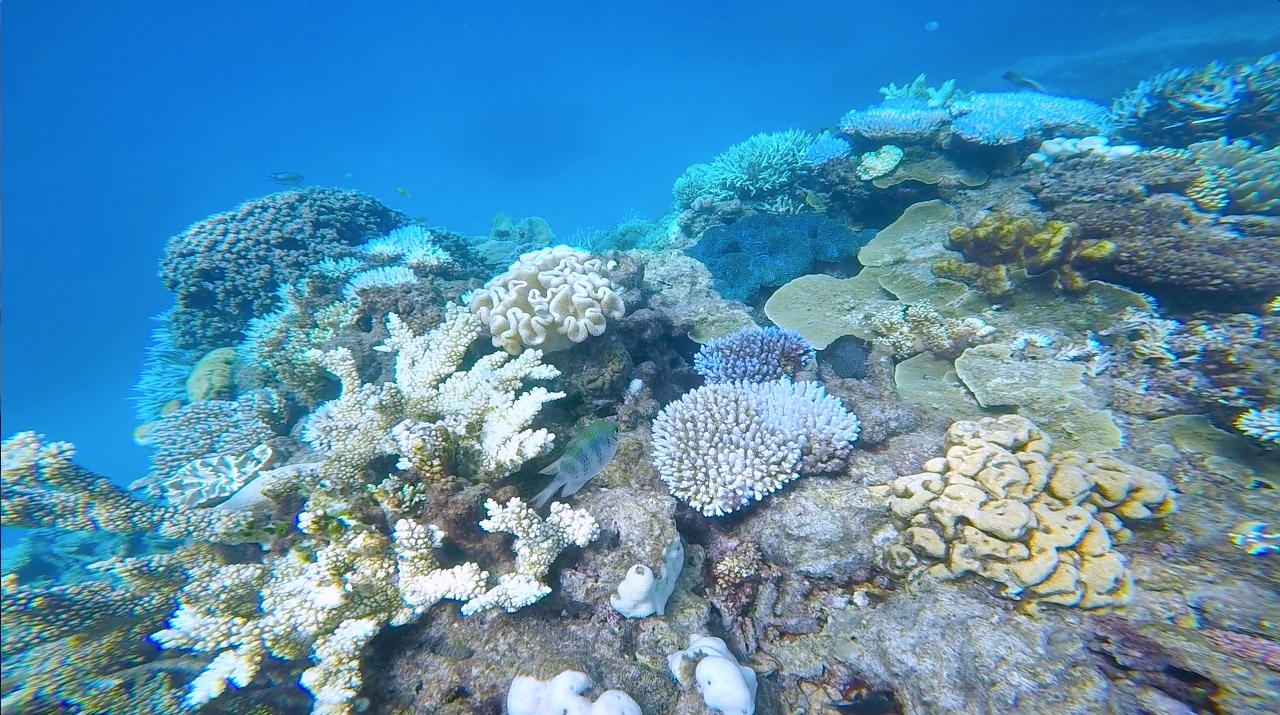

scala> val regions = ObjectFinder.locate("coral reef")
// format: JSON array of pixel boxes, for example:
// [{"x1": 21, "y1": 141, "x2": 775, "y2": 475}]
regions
[
  {"x1": 15, "y1": 51, "x2": 1280, "y2": 715},
  {"x1": 1111, "y1": 52, "x2": 1280, "y2": 147},
  {"x1": 160, "y1": 187, "x2": 406, "y2": 352},
  {"x1": 685, "y1": 212, "x2": 869, "y2": 303},
  {"x1": 936, "y1": 211, "x2": 1104, "y2": 296},
  {"x1": 693, "y1": 326, "x2": 815, "y2": 384}
]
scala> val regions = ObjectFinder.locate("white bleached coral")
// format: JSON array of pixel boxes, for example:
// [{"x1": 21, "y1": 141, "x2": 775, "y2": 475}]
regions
[
  {"x1": 461, "y1": 497, "x2": 600, "y2": 615},
  {"x1": 507, "y1": 670, "x2": 641, "y2": 715},
  {"x1": 651, "y1": 379, "x2": 860, "y2": 516},
  {"x1": 469, "y1": 245, "x2": 626, "y2": 354},
  {"x1": 870, "y1": 415, "x2": 1175, "y2": 610},
  {"x1": 153, "y1": 512, "x2": 488, "y2": 714},
  {"x1": 302, "y1": 305, "x2": 564, "y2": 488}
]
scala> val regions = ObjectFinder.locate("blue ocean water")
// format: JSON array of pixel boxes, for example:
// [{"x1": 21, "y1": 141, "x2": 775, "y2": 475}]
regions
[
  {"x1": 2, "y1": 0, "x2": 1280, "y2": 711},
  {"x1": 6, "y1": 0, "x2": 1245, "y2": 489}
]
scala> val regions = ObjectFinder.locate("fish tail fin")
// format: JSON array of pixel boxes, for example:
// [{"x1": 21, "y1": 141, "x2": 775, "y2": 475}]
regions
[
  {"x1": 532, "y1": 480, "x2": 562, "y2": 509},
  {"x1": 538, "y1": 458, "x2": 562, "y2": 476}
]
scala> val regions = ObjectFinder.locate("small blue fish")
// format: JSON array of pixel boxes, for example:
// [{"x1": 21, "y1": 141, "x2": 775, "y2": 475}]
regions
[
  {"x1": 267, "y1": 171, "x2": 306, "y2": 187},
  {"x1": 532, "y1": 419, "x2": 620, "y2": 507}
]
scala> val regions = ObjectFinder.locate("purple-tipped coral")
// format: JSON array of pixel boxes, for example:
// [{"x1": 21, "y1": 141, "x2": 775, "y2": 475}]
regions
[
  {"x1": 651, "y1": 378, "x2": 859, "y2": 516},
  {"x1": 694, "y1": 326, "x2": 815, "y2": 384}
]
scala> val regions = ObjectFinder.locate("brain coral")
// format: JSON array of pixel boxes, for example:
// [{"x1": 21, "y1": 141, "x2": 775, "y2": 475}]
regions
[
  {"x1": 469, "y1": 245, "x2": 626, "y2": 354},
  {"x1": 871, "y1": 415, "x2": 1175, "y2": 610},
  {"x1": 651, "y1": 379, "x2": 860, "y2": 516},
  {"x1": 160, "y1": 187, "x2": 406, "y2": 351}
]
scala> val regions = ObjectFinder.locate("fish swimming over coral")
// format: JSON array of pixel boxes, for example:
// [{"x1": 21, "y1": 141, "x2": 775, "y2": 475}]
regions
[
  {"x1": 532, "y1": 418, "x2": 620, "y2": 507},
  {"x1": 1002, "y1": 70, "x2": 1046, "y2": 93},
  {"x1": 266, "y1": 171, "x2": 306, "y2": 186}
]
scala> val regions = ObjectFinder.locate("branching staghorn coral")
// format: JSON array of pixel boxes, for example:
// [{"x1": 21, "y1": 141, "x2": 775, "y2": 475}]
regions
[
  {"x1": 2, "y1": 432, "x2": 257, "y2": 544},
  {"x1": 5, "y1": 303, "x2": 591, "y2": 715},
  {"x1": 302, "y1": 304, "x2": 565, "y2": 490}
]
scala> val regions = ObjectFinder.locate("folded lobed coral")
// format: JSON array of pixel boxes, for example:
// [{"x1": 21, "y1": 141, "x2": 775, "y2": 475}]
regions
[
  {"x1": 651, "y1": 378, "x2": 859, "y2": 516},
  {"x1": 470, "y1": 245, "x2": 627, "y2": 355},
  {"x1": 871, "y1": 415, "x2": 1175, "y2": 610},
  {"x1": 159, "y1": 187, "x2": 406, "y2": 352}
]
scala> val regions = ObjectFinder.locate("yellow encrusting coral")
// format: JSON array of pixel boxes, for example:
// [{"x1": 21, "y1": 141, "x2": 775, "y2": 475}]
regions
[
  {"x1": 937, "y1": 212, "x2": 1108, "y2": 296},
  {"x1": 870, "y1": 415, "x2": 1175, "y2": 610}
]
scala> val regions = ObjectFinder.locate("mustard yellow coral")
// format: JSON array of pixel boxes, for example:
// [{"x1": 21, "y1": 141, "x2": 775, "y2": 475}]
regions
[
  {"x1": 870, "y1": 415, "x2": 1175, "y2": 610},
  {"x1": 938, "y1": 212, "x2": 1090, "y2": 296}
]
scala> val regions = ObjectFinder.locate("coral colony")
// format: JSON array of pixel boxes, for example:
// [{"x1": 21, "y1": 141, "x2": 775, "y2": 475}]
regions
[{"x1": 4, "y1": 54, "x2": 1279, "y2": 715}]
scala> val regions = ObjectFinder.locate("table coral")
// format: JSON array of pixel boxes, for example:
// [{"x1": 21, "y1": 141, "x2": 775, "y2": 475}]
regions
[
  {"x1": 160, "y1": 187, "x2": 406, "y2": 352},
  {"x1": 470, "y1": 245, "x2": 626, "y2": 354},
  {"x1": 870, "y1": 415, "x2": 1175, "y2": 610}
]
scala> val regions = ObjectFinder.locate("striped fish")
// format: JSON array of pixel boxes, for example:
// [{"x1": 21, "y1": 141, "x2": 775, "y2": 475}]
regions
[{"x1": 532, "y1": 419, "x2": 621, "y2": 507}]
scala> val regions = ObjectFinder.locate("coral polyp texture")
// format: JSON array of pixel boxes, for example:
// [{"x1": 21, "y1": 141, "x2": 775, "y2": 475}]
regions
[
  {"x1": 159, "y1": 187, "x2": 406, "y2": 352},
  {"x1": 303, "y1": 304, "x2": 565, "y2": 487},
  {"x1": 693, "y1": 326, "x2": 815, "y2": 384},
  {"x1": 871, "y1": 415, "x2": 1175, "y2": 610},
  {"x1": 651, "y1": 379, "x2": 859, "y2": 516},
  {"x1": 469, "y1": 245, "x2": 627, "y2": 354},
  {"x1": 1111, "y1": 52, "x2": 1280, "y2": 147},
  {"x1": 686, "y1": 212, "x2": 870, "y2": 303}
]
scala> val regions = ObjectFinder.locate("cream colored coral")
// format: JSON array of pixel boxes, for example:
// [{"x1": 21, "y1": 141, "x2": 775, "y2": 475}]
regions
[
  {"x1": 154, "y1": 513, "x2": 488, "y2": 715},
  {"x1": 870, "y1": 415, "x2": 1175, "y2": 610},
  {"x1": 461, "y1": 498, "x2": 600, "y2": 615},
  {"x1": 304, "y1": 305, "x2": 564, "y2": 489},
  {"x1": 470, "y1": 245, "x2": 626, "y2": 354},
  {"x1": 861, "y1": 302, "x2": 995, "y2": 359}
]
